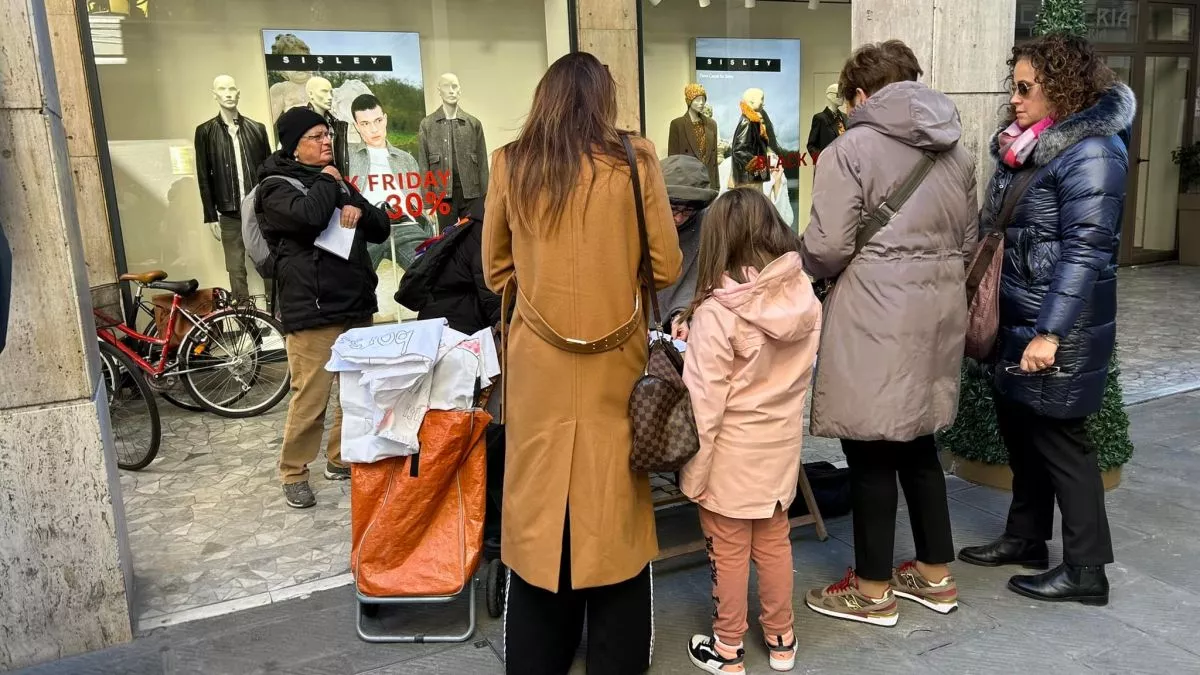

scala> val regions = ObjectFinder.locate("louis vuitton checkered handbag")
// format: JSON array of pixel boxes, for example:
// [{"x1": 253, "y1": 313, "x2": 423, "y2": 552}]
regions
[{"x1": 621, "y1": 135, "x2": 700, "y2": 473}]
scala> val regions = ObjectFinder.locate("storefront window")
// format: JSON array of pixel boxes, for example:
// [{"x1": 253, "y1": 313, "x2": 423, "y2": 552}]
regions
[
  {"x1": 88, "y1": 0, "x2": 570, "y2": 323},
  {"x1": 1148, "y1": 4, "x2": 1192, "y2": 42},
  {"x1": 641, "y1": 0, "x2": 852, "y2": 233},
  {"x1": 1135, "y1": 55, "x2": 1189, "y2": 254},
  {"x1": 1016, "y1": 0, "x2": 1139, "y2": 43}
]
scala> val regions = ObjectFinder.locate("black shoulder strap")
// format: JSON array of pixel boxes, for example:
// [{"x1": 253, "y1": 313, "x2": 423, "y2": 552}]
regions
[
  {"x1": 620, "y1": 134, "x2": 662, "y2": 327},
  {"x1": 993, "y1": 168, "x2": 1038, "y2": 234},
  {"x1": 854, "y1": 150, "x2": 939, "y2": 254}
]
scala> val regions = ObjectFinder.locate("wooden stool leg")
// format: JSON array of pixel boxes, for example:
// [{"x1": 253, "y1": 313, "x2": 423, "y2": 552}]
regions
[{"x1": 797, "y1": 467, "x2": 828, "y2": 541}]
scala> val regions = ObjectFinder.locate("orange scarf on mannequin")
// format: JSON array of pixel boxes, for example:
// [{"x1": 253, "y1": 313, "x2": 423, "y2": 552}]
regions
[{"x1": 739, "y1": 100, "x2": 769, "y2": 140}]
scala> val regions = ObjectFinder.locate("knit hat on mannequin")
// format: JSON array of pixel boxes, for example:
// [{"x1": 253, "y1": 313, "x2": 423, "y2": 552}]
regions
[
  {"x1": 684, "y1": 83, "x2": 707, "y2": 107},
  {"x1": 276, "y1": 107, "x2": 328, "y2": 156}
]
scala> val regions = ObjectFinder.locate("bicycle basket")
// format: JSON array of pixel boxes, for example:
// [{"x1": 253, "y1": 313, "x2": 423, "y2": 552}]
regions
[{"x1": 91, "y1": 283, "x2": 124, "y2": 329}]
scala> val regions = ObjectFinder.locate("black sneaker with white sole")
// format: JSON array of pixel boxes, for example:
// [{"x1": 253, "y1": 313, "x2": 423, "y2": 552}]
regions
[
  {"x1": 283, "y1": 481, "x2": 316, "y2": 509},
  {"x1": 324, "y1": 464, "x2": 351, "y2": 480},
  {"x1": 688, "y1": 635, "x2": 745, "y2": 674}
]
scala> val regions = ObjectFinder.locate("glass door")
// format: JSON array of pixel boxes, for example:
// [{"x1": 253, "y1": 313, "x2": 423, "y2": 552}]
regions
[{"x1": 1133, "y1": 54, "x2": 1191, "y2": 261}]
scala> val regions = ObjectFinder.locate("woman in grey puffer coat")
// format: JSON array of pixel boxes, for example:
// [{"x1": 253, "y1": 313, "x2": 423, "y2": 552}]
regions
[{"x1": 800, "y1": 40, "x2": 977, "y2": 625}]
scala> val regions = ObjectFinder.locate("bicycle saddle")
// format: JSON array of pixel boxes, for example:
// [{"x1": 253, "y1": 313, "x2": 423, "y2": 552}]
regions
[
  {"x1": 120, "y1": 270, "x2": 168, "y2": 284},
  {"x1": 147, "y1": 279, "x2": 199, "y2": 296}
]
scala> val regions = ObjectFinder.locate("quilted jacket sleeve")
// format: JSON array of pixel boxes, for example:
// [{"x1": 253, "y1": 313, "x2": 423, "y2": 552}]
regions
[{"x1": 1035, "y1": 141, "x2": 1126, "y2": 338}]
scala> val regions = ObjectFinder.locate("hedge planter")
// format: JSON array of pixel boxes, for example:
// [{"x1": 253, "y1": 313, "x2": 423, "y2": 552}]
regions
[
  {"x1": 940, "y1": 451, "x2": 1124, "y2": 492},
  {"x1": 936, "y1": 354, "x2": 1134, "y2": 492}
]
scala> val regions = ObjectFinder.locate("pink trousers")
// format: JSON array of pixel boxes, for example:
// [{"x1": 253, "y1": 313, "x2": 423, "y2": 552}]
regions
[{"x1": 699, "y1": 505, "x2": 795, "y2": 645}]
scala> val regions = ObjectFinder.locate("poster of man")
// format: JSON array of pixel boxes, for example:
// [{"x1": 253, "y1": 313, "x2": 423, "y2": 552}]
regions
[{"x1": 261, "y1": 29, "x2": 433, "y2": 323}]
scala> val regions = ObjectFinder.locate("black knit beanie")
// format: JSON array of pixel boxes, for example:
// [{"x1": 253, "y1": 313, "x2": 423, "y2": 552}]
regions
[{"x1": 276, "y1": 107, "x2": 329, "y2": 156}]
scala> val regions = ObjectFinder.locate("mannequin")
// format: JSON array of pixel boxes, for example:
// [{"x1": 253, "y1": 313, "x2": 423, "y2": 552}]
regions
[
  {"x1": 267, "y1": 33, "x2": 313, "y2": 123},
  {"x1": 306, "y1": 76, "x2": 350, "y2": 173},
  {"x1": 193, "y1": 75, "x2": 270, "y2": 301},
  {"x1": 731, "y1": 87, "x2": 784, "y2": 186},
  {"x1": 667, "y1": 83, "x2": 719, "y2": 190},
  {"x1": 418, "y1": 73, "x2": 489, "y2": 231},
  {"x1": 806, "y1": 83, "x2": 847, "y2": 164}
]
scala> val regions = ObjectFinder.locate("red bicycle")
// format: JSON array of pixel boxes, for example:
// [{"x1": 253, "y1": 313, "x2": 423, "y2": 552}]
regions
[{"x1": 93, "y1": 271, "x2": 291, "y2": 468}]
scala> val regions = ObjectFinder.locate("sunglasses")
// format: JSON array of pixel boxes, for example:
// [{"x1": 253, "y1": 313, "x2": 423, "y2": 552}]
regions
[
  {"x1": 1004, "y1": 365, "x2": 1061, "y2": 376},
  {"x1": 1012, "y1": 81, "x2": 1039, "y2": 98}
]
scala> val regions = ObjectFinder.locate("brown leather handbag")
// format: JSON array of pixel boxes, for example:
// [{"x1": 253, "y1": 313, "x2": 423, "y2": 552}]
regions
[
  {"x1": 621, "y1": 134, "x2": 700, "y2": 473},
  {"x1": 965, "y1": 169, "x2": 1038, "y2": 361},
  {"x1": 494, "y1": 135, "x2": 698, "y2": 472}
]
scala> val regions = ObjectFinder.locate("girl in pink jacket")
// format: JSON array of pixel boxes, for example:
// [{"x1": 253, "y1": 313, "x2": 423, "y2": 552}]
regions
[{"x1": 680, "y1": 188, "x2": 822, "y2": 674}]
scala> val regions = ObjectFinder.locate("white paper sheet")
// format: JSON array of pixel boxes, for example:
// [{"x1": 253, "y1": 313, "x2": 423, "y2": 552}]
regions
[{"x1": 313, "y1": 207, "x2": 354, "y2": 260}]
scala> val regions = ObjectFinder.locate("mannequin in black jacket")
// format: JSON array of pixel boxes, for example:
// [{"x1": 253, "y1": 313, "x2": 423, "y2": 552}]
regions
[
  {"x1": 731, "y1": 87, "x2": 785, "y2": 186},
  {"x1": 806, "y1": 84, "x2": 847, "y2": 164},
  {"x1": 194, "y1": 75, "x2": 271, "y2": 301}
]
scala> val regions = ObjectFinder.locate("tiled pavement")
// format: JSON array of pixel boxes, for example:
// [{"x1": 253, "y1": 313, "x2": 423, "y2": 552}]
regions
[
  {"x1": 1109, "y1": 265, "x2": 1200, "y2": 403},
  {"x1": 19, "y1": 389, "x2": 1200, "y2": 674},
  {"x1": 113, "y1": 265, "x2": 1199, "y2": 631}
]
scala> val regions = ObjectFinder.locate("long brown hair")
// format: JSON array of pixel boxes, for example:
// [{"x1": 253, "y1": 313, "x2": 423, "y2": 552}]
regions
[
  {"x1": 502, "y1": 52, "x2": 641, "y2": 234},
  {"x1": 681, "y1": 188, "x2": 801, "y2": 323}
]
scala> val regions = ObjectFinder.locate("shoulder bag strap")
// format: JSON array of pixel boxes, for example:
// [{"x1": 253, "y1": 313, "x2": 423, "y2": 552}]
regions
[
  {"x1": 854, "y1": 150, "x2": 939, "y2": 254},
  {"x1": 964, "y1": 167, "x2": 1039, "y2": 302},
  {"x1": 621, "y1": 133, "x2": 663, "y2": 328},
  {"x1": 992, "y1": 167, "x2": 1038, "y2": 235}
]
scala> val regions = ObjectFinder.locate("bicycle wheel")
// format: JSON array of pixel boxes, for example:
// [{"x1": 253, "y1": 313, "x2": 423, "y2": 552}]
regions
[
  {"x1": 179, "y1": 307, "x2": 291, "y2": 418},
  {"x1": 141, "y1": 320, "x2": 205, "y2": 412},
  {"x1": 98, "y1": 341, "x2": 162, "y2": 471}
]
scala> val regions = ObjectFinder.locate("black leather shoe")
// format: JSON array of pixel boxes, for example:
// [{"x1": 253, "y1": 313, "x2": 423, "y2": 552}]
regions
[
  {"x1": 958, "y1": 535, "x2": 1050, "y2": 569},
  {"x1": 1008, "y1": 563, "x2": 1109, "y2": 606}
]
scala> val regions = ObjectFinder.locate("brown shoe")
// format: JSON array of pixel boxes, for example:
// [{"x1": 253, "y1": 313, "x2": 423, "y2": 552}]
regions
[
  {"x1": 890, "y1": 561, "x2": 959, "y2": 614},
  {"x1": 805, "y1": 568, "x2": 899, "y2": 627}
]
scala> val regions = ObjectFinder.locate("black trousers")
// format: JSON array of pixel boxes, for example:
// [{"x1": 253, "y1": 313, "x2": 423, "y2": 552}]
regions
[
  {"x1": 504, "y1": 519, "x2": 653, "y2": 675},
  {"x1": 483, "y1": 423, "x2": 505, "y2": 560},
  {"x1": 995, "y1": 398, "x2": 1114, "y2": 566},
  {"x1": 842, "y1": 435, "x2": 955, "y2": 581}
]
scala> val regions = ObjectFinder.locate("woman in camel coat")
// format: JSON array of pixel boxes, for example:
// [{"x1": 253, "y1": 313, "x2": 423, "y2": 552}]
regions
[{"x1": 483, "y1": 52, "x2": 682, "y2": 674}]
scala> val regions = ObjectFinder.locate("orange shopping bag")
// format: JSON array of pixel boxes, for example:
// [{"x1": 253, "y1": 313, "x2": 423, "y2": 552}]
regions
[{"x1": 350, "y1": 409, "x2": 490, "y2": 598}]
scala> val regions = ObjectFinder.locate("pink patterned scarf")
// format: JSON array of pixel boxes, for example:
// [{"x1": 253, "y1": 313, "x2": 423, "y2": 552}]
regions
[{"x1": 997, "y1": 116, "x2": 1055, "y2": 168}]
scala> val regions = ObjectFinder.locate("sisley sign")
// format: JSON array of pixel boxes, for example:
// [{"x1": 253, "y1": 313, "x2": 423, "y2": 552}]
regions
[{"x1": 264, "y1": 54, "x2": 394, "y2": 71}]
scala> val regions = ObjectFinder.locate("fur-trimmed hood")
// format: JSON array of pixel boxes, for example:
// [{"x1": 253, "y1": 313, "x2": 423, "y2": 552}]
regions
[{"x1": 989, "y1": 82, "x2": 1136, "y2": 166}]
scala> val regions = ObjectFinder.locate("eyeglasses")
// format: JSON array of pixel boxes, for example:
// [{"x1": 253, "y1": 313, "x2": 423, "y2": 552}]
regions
[
  {"x1": 301, "y1": 131, "x2": 335, "y2": 142},
  {"x1": 1011, "y1": 81, "x2": 1040, "y2": 98},
  {"x1": 1004, "y1": 365, "x2": 1061, "y2": 376}
]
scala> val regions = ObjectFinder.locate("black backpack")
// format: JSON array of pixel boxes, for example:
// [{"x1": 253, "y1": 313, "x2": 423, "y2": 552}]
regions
[{"x1": 394, "y1": 221, "x2": 476, "y2": 314}]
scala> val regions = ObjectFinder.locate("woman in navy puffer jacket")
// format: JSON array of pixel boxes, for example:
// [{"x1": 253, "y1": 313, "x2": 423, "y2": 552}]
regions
[{"x1": 958, "y1": 34, "x2": 1135, "y2": 607}]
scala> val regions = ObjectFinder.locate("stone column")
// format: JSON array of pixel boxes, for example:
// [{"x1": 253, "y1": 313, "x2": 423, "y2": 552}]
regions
[
  {"x1": 576, "y1": 0, "x2": 642, "y2": 131},
  {"x1": 46, "y1": 0, "x2": 119, "y2": 287},
  {"x1": 0, "y1": 0, "x2": 133, "y2": 670},
  {"x1": 853, "y1": 0, "x2": 1017, "y2": 199}
]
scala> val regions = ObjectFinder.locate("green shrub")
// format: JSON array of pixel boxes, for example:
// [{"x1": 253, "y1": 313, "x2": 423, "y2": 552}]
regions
[{"x1": 937, "y1": 352, "x2": 1134, "y2": 472}]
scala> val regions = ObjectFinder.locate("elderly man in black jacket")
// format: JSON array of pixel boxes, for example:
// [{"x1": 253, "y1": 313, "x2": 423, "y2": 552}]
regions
[{"x1": 258, "y1": 107, "x2": 389, "y2": 509}]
